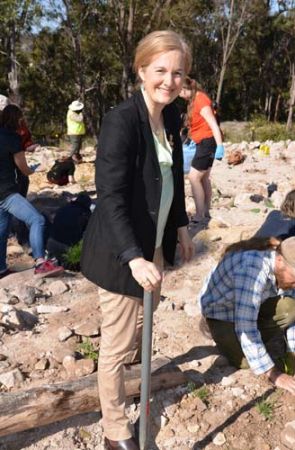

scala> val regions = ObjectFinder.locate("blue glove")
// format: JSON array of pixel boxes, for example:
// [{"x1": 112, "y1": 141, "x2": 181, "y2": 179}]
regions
[
  {"x1": 215, "y1": 144, "x2": 224, "y2": 160},
  {"x1": 29, "y1": 163, "x2": 40, "y2": 172}
]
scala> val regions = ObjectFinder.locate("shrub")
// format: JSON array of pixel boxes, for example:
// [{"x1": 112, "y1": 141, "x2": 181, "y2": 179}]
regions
[{"x1": 62, "y1": 240, "x2": 83, "y2": 271}]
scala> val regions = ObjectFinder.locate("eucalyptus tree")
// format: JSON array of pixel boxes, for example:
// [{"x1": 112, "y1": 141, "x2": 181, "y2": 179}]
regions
[{"x1": 0, "y1": 0, "x2": 42, "y2": 104}]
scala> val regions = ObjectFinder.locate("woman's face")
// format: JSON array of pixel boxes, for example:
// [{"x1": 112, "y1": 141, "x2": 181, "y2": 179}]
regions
[
  {"x1": 139, "y1": 50, "x2": 185, "y2": 109},
  {"x1": 179, "y1": 86, "x2": 193, "y2": 101}
]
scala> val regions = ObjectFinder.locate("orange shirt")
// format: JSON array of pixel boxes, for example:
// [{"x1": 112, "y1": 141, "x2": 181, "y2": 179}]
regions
[{"x1": 190, "y1": 91, "x2": 213, "y2": 143}]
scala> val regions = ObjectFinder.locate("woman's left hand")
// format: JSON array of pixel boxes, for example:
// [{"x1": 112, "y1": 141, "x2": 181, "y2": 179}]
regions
[{"x1": 178, "y1": 226, "x2": 194, "y2": 262}]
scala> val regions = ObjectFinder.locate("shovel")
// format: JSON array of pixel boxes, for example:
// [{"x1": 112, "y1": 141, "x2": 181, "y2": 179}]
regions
[{"x1": 139, "y1": 290, "x2": 154, "y2": 450}]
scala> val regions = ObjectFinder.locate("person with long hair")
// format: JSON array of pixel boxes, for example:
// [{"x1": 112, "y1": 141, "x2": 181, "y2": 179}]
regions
[
  {"x1": 179, "y1": 77, "x2": 224, "y2": 223},
  {"x1": 200, "y1": 236, "x2": 295, "y2": 394},
  {"x1": 81, "y1": 30, "x2": 194, "y2": 450},
  {"x1": 254, "y1": 189, "x2": 295, "y2": 239},
  {"x1": 0, "y1": 104, "x2": 63, "y2": 278}
]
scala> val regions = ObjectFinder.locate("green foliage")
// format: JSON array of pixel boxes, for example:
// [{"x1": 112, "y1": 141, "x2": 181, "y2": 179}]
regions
[
  {"x1": 278, "y1": 352, "x2": 295, "y2": 376},
  {"x1": 77, "y1": 338, "x2": 99, "y2": 361},
  {"x1": 255, "y1": 397, "x2": 275, "y2": 420},
  {"x1": 62, "y1": 240, "x2": 82, "y2": 271},
  {"x1": 248, "y1": 119, "x2": 295, "y2": 142},
  {"x1": 264, "y1": 199, "x2": 274, "y2": 208},
  {"x1": 250, "y1": 208, "x2": 261, "y2": 214},
  {"x1": 187, "y1": 382, "x2": 209, "y2": 402}
]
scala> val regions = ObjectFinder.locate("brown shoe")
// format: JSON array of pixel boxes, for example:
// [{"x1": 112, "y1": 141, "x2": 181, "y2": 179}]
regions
[{"x1": 104, "y1": 437, "x2": 139, "y2": 450}]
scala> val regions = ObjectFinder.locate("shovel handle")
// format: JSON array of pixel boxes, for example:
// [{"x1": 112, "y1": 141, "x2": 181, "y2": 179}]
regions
[{"x1": 139, "y1": 290, "x2": 154, "y2": 450}]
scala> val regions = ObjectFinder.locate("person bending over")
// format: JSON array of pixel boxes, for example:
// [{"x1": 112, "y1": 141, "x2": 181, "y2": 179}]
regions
[{"x1": 200, "y1": 236, "x2": 295, "y2": 394}]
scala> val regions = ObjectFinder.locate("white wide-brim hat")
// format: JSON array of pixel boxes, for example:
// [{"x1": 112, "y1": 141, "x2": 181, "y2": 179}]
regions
[
  {"x1": 68, "y1": 100, "x2": 84, "y2": 111},
  {"x1": 0, "y1": 94, "x2": 9, "y2": 111}
]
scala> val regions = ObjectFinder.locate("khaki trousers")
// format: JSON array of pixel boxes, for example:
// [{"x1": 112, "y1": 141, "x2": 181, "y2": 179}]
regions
[{"x1": 98, "y1": 248, "x2": 163, "y2": 440}]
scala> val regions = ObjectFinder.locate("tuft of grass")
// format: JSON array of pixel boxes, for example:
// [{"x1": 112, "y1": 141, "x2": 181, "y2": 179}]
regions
[
  {"x1": 264, "y1": 199, "x2": 274, "y2": 208},
  {"x1": 255, "y1": 397, "x2": 274, "y2": 420},
  {"x1": 62, "y1": 240, "x2": 83, "y2": 271},
  {"x1": 250, "y1": 208, "x2": 261, "y2": 213},
  {"x1": 187, "y1": 382, "x2": 210, "y2": 403},
  {"x1": 77, "y1": 338, "x2": 99, "y2": 361}
]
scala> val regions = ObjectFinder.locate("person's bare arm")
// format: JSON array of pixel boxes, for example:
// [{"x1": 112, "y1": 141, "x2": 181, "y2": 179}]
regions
[
  {"x1": 200, "y1": 105, "x2": 223, "y2": 145},
  {"x1": 265, "y1": 366, "x2": 295, "y2": 395},
  {"x1": 13, "y1": 152, "x2": 34, "y2": 176}
]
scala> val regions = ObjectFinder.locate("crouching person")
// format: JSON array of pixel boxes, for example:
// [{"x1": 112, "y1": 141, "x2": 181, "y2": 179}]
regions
[{"x1": 200, "y1": 236, "x2": 295, "y2": 394}]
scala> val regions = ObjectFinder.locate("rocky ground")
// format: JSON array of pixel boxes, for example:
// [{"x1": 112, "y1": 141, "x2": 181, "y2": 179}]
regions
[{"x1": 1, "y1": 139, "x2": 295, "y2": 450}]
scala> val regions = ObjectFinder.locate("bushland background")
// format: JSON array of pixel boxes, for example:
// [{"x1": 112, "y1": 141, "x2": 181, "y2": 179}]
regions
[{"x1": 1, "y1": 0, "x2": 295, "y2": 143}]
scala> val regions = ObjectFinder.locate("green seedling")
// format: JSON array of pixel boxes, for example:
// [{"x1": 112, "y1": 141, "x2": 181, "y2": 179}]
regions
[
  {"x1": 62, "y1": 240, "x2": 83, "y2": 270},
  {"x1": 264, "y1": 199, "x2": 274, "y2": 208},
  {"x1": 187, "y1": 382, "x2": 209, "y2": 403},
  {"x1": 278, "y1": 352, "x2": 295, "y2": 376},
  {"x1": 78, "y1": 337, "x2": 99, "y2": 361},
  {"x1": 255, "y1": 397, "x2": 274, "y2": 420},
  {"x1": 250, "y1": 208, "x2": 261, "y2": 213}
]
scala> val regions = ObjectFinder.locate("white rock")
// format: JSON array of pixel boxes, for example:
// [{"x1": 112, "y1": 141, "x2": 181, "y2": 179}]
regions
[
  {"x1": 36, "y1": 305, "x2": 69, "y2": 314},
  {"x1": 221, "y1": 375, "x2": 236, "y2": 386},
  {"x1": 58, "y1": 326, "x2": 73, "y2": 342},
  {"x1": 184, "y1": 303, "x2": 199, "y2": 318},
  {"x1": 231, "y1": 387, "x2": 244, "y2": 397},
  {"x1": 212, "y1": 432, "x2": 226, "y2": 446},
  {"x1": 48, "y1": 280, "x2": 68, "y2": 296},
  {"x1": 0, "y1": 368, "x2": 24, "y2": 389}
]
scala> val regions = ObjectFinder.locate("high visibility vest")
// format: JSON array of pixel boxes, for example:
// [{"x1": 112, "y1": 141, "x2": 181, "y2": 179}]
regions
[{"x1": 67, "y1": 111, "x2": 86, "y2": 135}]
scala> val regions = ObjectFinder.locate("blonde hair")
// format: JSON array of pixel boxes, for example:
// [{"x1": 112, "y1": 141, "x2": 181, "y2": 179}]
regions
[
  {"x1": 280, "y1": 190, "x2": 295, "y2": 218},
  {"x1": 133, "y1": 30, "x2": 192, "y2": 76}
]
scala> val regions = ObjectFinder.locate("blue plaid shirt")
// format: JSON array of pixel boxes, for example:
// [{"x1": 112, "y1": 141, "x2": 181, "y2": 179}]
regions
[{"x1": 199, "y1": 249, "x2": 295, "y2": 375}]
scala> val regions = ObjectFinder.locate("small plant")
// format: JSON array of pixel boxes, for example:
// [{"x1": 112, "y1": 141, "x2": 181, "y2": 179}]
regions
[
  {"x1": 187, "y1": 382, "x2": 209, "y2": 403},
  {"x1": 264, "y1": 198, "x2": 274, "y2": 208},
  {"x1": 250, "y1": 208, "x2": 261, "y2": 213},
  {"x1": 255, "y1": 397, "x2": 274, "y2": 420},
  {"x1": 77, "y1": 338, "x2": 99, "y2": 361},
  {"x1": 62, "y1": 240, "x2": 83, "y2": 271},
  {"x1": 279, "y1": 351, "x2": 295, "y2": 376}
]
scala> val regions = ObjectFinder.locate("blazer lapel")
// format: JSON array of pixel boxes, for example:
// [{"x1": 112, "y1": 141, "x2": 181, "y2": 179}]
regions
[{"x1": 133, "y1": 90, "x2": 161, "y2": 174}]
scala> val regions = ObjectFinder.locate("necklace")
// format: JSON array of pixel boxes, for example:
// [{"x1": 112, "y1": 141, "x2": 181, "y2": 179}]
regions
[{"x1": 149, "y1": 114, "x2": 164, "y2": 138}]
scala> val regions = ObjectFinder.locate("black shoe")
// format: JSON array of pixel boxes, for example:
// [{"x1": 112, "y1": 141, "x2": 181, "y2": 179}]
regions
[{"x1": 104, "y1": 437, "x2": 139, "y2": 450}]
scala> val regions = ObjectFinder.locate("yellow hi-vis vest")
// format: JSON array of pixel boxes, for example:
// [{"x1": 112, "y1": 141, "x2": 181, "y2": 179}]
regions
[{"x1": 67, "y1": 110, "x2": 86, "y2": 135}]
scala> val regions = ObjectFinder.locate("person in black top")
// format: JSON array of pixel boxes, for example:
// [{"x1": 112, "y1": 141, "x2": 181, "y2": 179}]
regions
[
  {"x1": 0, "y1": 104, "x2": 63, "y2": 278},
  {"x1": 46, "y1": 193, "x2": 92, "y2": 261},
  {"x1": 47, "y1": 156, "x2": 76, "y2": 186}
]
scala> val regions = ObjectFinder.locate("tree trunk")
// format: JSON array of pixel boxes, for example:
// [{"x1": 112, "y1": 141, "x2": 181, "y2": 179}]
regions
[
  {"x1": 274, "y1": 93, "x2": 281, "y2": 122},
  {"x1": 0, "y1": 358, "x2": 190, "y2": 437},
  {"x1": 287, "y1": 63, "x2": 295, "y2": 130},
  {"x1": 7, "y1": 21, "x2": 21, "y2": 104}
]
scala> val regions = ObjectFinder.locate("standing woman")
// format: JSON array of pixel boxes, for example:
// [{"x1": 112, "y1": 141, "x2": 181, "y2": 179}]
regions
[
  {"x1": 81, "y1": 30, "x2": 194, "y2": 450},
  {"x1": 179, "y1": 77, "x2": 224, "y2": 223}
]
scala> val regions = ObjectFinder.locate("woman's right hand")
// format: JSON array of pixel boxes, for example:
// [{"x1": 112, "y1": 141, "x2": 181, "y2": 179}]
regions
[
  {"x1": 267, "y1": 367, "x2": 295, "y2": 394},
  {"x1": 128, "y1": 257, "x2": 162, "y2": 292}
]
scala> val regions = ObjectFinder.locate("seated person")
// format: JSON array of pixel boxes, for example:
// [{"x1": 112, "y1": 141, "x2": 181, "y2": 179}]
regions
[
  {"x1": 254, "y1": 189, "x2": 295, "y2": 239},
  {"x1": 47, "y1": 156, "x2": 75, "y2": 186},
  {"x1": 46, "y1": 193, "x2": 92, "y2": 261},
  {"x1": 200, "y1": 236, "x2": 295, "y2": 395}
]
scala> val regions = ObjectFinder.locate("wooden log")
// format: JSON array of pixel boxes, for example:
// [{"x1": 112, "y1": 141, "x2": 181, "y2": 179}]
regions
[{"x1": 0, "y1": 358, "x2": 188, "y2": 437}]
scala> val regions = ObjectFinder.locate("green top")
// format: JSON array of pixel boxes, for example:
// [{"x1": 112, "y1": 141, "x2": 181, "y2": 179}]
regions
[{"x1": 152, "y1": 130, "x2": 174, "y2": 249}]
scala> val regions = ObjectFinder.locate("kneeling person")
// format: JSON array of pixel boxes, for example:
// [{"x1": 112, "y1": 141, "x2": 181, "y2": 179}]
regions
[{"x1": 200, "y1": 236, "x2": 295, "y2": 394}]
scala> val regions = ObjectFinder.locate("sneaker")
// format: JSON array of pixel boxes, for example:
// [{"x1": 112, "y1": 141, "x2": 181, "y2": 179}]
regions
[
  {"x1": 34, "y1": 259, "x2": 64, "y2": 277},
  {"x1": 0, "y1": 269, "x2": 15, "y2": 279}
]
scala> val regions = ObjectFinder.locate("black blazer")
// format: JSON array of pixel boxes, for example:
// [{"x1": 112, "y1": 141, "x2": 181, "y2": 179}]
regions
[{"x1": 81, "y1": 90, "x2": 188, "y2": 298}]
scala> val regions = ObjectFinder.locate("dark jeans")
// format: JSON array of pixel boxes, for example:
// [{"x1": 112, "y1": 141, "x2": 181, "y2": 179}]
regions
[
  {"x1": 206, "y1": 295, "x2": 295, "y2": 369},
  {"x1": 69, "y1": 135, "x2": 83, "y2": 157}
]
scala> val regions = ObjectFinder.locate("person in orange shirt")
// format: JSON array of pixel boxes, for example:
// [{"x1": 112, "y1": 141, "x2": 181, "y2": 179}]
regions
[{"x1": 179, "y1": 77, "x2": 224, "y2": 223}]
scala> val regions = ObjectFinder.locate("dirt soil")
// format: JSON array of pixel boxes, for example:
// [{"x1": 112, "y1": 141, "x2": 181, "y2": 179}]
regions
[{"x1": 1, "y1": 141, "x2": 295, "y2": 450}]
